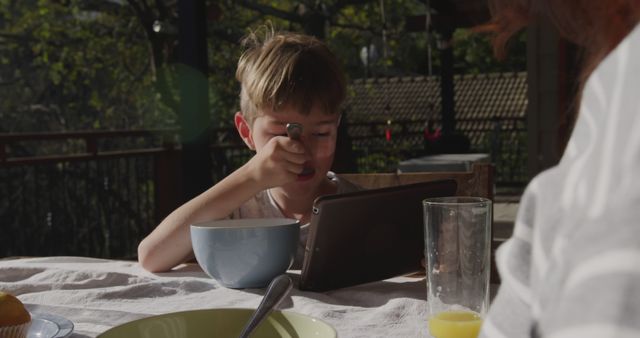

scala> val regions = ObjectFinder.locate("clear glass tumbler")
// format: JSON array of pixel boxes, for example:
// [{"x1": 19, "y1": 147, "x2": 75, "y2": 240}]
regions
[{"x1": 423, "y1": 197, "x2": 492, "y2": 338}]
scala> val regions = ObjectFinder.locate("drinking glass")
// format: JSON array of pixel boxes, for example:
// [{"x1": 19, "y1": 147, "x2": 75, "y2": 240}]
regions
[{"x1": 423, "y1": 197, "x2": 492, "y2": 338}]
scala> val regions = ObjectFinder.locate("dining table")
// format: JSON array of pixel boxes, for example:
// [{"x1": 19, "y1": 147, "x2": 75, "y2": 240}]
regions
[{"x1": 0, "y1": 256, "x2": 436, "y2": 337}]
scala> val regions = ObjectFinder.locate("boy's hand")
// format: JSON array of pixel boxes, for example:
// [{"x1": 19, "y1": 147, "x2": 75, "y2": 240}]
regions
[{"x1": 245, "y1": 136, "x2": 306, "y2": 189}]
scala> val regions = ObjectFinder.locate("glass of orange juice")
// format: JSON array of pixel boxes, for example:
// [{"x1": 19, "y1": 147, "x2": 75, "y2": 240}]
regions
[{"x1": 423, "y1": 197, "x2": 492, "y2": 338}]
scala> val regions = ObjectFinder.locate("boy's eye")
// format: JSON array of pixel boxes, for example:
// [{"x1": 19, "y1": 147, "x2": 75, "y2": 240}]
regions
[{"x1": 312, "y1": 132, "x2": 330, "y2": 137}]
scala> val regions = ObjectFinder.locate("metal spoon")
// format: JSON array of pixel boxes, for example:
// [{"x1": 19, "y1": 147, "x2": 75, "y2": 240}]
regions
[
  {"x1": 286, "y1": 123, "x2": 303, "y2": 140},
  {"x1": 286, "y1": 123, "x2": 315, "y2": 177},
  {"x1": 238, "y1": 274, "x2": 293, "y2": 338}
]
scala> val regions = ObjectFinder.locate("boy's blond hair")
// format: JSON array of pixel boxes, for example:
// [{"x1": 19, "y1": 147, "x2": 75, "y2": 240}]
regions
[{"x1": 236, "y1": 28, "x2": 346, "y2": 125}]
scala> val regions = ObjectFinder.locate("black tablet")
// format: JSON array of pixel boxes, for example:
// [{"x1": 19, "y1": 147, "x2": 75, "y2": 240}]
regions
[{"x1": 299, "y1": 179, "x2": 458, "y2": 291}]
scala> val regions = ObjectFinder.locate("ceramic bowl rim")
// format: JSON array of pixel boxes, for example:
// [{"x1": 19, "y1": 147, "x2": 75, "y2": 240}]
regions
[
  {"x1": 97, "y1": 307, "x2": 337, "y2": 337},
  {"x1": 191, "y1": 218, "x2": 300, "y2": 230}
]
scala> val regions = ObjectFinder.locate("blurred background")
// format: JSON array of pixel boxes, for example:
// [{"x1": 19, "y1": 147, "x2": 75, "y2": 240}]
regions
[{"x1": 0, "y1": 0, "x2": 579, "y2": 259}]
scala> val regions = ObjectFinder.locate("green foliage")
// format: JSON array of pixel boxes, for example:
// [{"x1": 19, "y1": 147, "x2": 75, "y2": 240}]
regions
[
  {"x1": 0, "y1": 0, "x2": 174, "y2": 132},
  {"x1": 0, "y1": 1, "x2": 526, "y2": 133},
  {"x1": 476, "y1": 123, "x2": 528, "y2": 184},
  {"x1": 453, "y1": 28, "x2": 527, "y2": 74}
]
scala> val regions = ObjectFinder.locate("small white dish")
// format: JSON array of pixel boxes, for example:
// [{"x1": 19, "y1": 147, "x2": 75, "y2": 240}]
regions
[{"x1": 28, "y1": 313, "x2": 74, "y2": 338}]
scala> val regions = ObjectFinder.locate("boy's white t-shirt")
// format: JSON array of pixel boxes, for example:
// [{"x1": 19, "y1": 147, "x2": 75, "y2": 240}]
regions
[{"x1": 229, "y1": 171, "x2": 361, "y2": 268}]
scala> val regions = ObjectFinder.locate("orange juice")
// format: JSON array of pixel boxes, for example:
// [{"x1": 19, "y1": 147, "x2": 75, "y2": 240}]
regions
[{"x1": 428, "y1": 310, "x2": 482, "y2": 338}]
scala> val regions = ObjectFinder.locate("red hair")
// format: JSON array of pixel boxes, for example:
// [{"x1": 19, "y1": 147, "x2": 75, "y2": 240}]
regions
[{"x1": 477, "y1": 0, "x2": 640, "y2": 82}]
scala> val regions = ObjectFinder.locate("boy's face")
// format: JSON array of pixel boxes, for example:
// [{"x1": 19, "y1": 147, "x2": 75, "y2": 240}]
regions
[{"x1": 245, "y1": 104, "x2": 340, "y2": 195}]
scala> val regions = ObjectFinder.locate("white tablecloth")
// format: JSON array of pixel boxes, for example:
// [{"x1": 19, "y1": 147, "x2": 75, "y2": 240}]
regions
[{"x1": 0, "y1": 256, "x2": 430, "y2": 337}]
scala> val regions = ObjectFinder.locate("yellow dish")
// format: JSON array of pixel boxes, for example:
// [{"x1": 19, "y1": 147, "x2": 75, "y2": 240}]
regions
[{"x1": 98, "y1": 308, "x2": 336, "y2": 338}]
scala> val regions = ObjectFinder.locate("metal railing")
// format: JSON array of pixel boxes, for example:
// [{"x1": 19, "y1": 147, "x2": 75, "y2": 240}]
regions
[
  {"x1": 0, "y1": 119, "x2": 527, "y2": 258},
  {"x1": 342, "y1": 117, "x2": 528, "y2": 185},
  {"x1": 0, "y1": 131, "x2": 171, "y2": 259}
]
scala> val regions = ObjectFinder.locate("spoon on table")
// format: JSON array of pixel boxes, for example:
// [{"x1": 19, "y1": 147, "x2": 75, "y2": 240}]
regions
[{"x1": 238, "y1": 274, "x2": 293, "y2": 338}]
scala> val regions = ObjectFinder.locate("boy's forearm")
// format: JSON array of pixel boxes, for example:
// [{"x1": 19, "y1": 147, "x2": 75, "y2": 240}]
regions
[{"x1": 138, "y1": 164, "x2": 264, "y2": 272}]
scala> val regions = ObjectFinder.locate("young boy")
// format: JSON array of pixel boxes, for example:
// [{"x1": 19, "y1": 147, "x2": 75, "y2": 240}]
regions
[{"x1": 138, "y1": 29, "x2": 360, "y2": 272}]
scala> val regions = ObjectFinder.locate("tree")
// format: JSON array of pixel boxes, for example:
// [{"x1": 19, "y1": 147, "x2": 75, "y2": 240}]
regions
[
  {"x1": 0, "y1": 0, "x2": 524, "y2": 134},
  {"x1": 0, "y1": 0, "x2": 179, "y2": 133}
]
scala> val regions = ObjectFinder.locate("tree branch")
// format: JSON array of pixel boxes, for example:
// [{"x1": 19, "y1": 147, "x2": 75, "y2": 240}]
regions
[
  {"x1": 153, "y1": 0, "x2": 170, "y2": 20},
  {"x1": 0, "y1": 32, "x2": 36, "y2": 42},
  {"x1": 236, "y1": 1, "x2": 300, "y2": 23},
  {"x1": 138, "y1": 0, "x2": 153, "y2": 16},
  {"x1": 208, "y1": 26, "x2": 244, "y2": 44},
  {"x1": 0, "y1": 79, "x2": 19, "y2": 86},
  {"x1": 329, "y1": 0, "x2": 376, "y2": 14},
  {"x1": 330, "y1": 21, "x2": 380, "y2": 35},
  {"x1": 78, "y1": 0, "x2": 125, "y2": 16},
  {"x1": 126, "y1": 0, "x2": 146, "y2": 25},
  {"x1": 156, "y1": 67, "x2": 179, "y2": 114},
  {"x1": 122, "y1": 53, "x2": 150, "y2": 83}
]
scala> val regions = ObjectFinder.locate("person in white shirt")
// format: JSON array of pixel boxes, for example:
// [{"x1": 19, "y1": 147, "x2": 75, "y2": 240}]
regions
[{"x1": 478, "y1": 1, "x2": 640, "y2": 337}]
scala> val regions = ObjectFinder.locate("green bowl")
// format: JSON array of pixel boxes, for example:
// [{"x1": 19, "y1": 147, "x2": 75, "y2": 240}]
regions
[{"x1": 97, "y1": 308, "x2": 337, "y2": 338}]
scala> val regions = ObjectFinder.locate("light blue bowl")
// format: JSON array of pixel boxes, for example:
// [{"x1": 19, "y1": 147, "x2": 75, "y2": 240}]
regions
[{"x1": 191, "y1": 218, "x2": 300, "y2": 288}]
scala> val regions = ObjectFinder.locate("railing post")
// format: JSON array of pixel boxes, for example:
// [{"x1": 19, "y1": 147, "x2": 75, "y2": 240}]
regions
[
  {"x1": 490, "y1": 116, "x2": 502, "y2": 164},
  {"x1": 86, "y1": 136, "x2": 98, "y2": 155},
  {"x1": 154, "y1": 139, "x2": 183, "y2": 226}
]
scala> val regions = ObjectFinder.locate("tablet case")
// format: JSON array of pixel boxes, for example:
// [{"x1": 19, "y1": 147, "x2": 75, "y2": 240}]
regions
[{"x1": 299, "y1": 179, "x2": 458, "y2": 291}]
